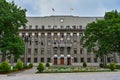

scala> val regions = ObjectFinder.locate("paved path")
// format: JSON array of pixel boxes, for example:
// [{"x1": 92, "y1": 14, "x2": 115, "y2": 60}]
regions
[{"x1": 1, "y1": 70, "x2": 120, "y2": 80}]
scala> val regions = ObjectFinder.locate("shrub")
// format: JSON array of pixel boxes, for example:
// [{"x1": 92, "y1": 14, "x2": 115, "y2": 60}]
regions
[
  {"x1": 15, "y1": 59, "x2": 23, "y2": 70},
  {"x1": 0, "y1": 61, "x2": 11, "y2": 72},
  {"x1": 46, "y1": 62, "x2": 50, "y2": 67},
  {"x1": 37, "y1": 62, "x2": 44, "y2": 73},
  {"x1": 28, "y1": 62, "x2": 33, "y2": 68},
  {"x1": 99, "y1": 63, "x2": 104, "y2": 68},
  {"x1": 83, "y1": 62, "x2": 87, "y2": 67},
  {"x1": 109, "y1": 62, "x2": 116, "y2": 71},
  {"x1": 23, "y1": 64, "x2": 28, "y2": 69}
]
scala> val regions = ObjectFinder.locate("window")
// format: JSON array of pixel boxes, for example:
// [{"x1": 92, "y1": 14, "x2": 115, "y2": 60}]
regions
[
  {"x1": 42, "y1": 25, "x2": 44, "y2": 29},
  {"x1": 60, "y1": 25, "x2": 64, "y2": 29},
  {"x1": 47, "y1": 48, "x2": 51, "y2": 54},
  {"x1": 53, "y1": 25, "x2": 57, "y2": 29},
  {"x1": 34, "y1": 58, "x2": 37, "y2": 63},
  {"x1": 94, "y1": 58, "x2": 97, "y2": 63},
  {"x1": 41, "y1": 48, "x2": 44, "y2": 54},
  {"x1": 87, "y1": 58, "x2": 91, "y2": 63},
  {"x1": 80, "y1": 49, "x2": 83, "y2": 54},
  {"x1": 67, "y1": 47, "x2": 71, "y2": 54},
  {"x1": 48, "y1": 25, "x2": 51, "y2": 29},
  {"x1": 34, "y1": 48, "x2": 38, "y2": 55},
  {"x1": 47, "y1": 33, "x2": 51, "y2": 38},
  {"x1": 81, "y1": 58, "x2": 84, "y2": 62},
  {"x1": 74, "y1": 57, "x2": 77, "y2": 63},
  {"x1": 29, "y1": 25, "x2": 32, "y2": 29},
  {"x1": 107, "y1": 57, "x2": 111, "y2": 63},
  {"x1": 35, "y1": 25, "x2": 38, "y2": 29},
  {"x1": 47, "y1": 58, "x2": 51, "y2": 62},
  {"x1": 23, "y1": 26, "x2": 26, "y2": 29},
  {"x1": 28, "y1": 48, "x2": 31, "y2": 55},
  {"x1": 72, "y1": 25, "x2": 76, "y2": 29},
  {"x1": 66, "y1": 25, "x2": 70, "y2": 29},
  {"x1": 28, "y1": 58, "x2": 31, "y2": 62},
  {"x1": 35, "y1": 41, "x2": 38, "y2": 45},
  {"x1": 60, "y1": 33, "x2": 64, "y2": 38},
  {"x1": 74, "y1": 49, "x2": 77, "y2": 54},
  {"x1": 41, "y1": 42, "x2": 43, "y2": 45},
  {"x1": 41, "y1": 58, "x2": 44, "y2": 62},
  {"x1": 79, "y1": 25, "x2": 82, "y2": 29}
]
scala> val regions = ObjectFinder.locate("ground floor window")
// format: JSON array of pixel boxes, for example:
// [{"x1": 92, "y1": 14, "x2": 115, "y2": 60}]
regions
[
  {"x1": 47, "y1": 58, "x2": 51, "y2": 62},
  {"x1": 41, "y1": 58, "x2": 44, "y2": 62},
  {"x1": 81, "y1": 58, "x2": 84, "y2": 62},
  {"x1": 34, "y1": 57, "x2": 37, "y2": 63},
  {"x1": 28, "y1": 58, "x2": 31, "y2": 62},
  {"x1": 74, "y1": 57, "x2": 77, "y2": 63}
]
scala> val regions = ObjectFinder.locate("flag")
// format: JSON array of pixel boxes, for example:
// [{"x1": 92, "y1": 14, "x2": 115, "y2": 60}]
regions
[{"x1": 52, "y1": 8, "x2": 55, "y2": 11}]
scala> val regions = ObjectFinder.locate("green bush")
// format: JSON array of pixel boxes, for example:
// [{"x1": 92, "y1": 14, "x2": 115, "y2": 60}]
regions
[
  {"x1": 46, "y1": 62, "x2": 50, "y2": 67},
  {"x1": 37, "y1": 62, "x2": 44, "y2": 73},
  {"x1": 0, "y1": 61, "x2": 11, "y2": 72},
  {"x1": 28, "y1": 62, "x2": 33, "y2": 68},
  {"x1": 15, "y1": 59, "x2": 23, "y2": 70},
  {"x1": 23, "y1": 64, "x2": 28, "y2": 69},
  {"x1": 109, "y1": 62, "x2": 116, "y2": 71},
  {"x1": 83, "y1": 62, "x2": 87, "y2": 67},
  {"x1": 99, "y1": 63, "x2": 104, "y2": 68}
]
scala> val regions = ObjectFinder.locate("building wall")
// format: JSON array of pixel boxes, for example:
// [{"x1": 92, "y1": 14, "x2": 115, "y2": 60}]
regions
[{"x1": 1, "y1": 16, "x2": 120, "y2": 66}]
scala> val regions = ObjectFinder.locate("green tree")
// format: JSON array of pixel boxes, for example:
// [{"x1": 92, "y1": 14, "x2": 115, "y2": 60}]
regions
[
  {"x1": 0, "y1": 0, "x2": 27, "y2": 61},
  {"x1": 81, "y1": 10, "x2": 120, "y2": 65}
]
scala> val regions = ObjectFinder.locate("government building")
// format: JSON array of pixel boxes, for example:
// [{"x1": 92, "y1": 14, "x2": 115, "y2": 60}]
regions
[{"x1": 2, "y1": 15, "x2": 120, "y2": 66}]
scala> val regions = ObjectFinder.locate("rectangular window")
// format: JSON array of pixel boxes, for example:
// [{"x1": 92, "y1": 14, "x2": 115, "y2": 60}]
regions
[
  {"x1": 87, "y1": 58, "x2": 91, "y2": 63},
  {"x1": 28, "y1": 58, "x2": 31, "y2": 62},
  {"x1": 107, "y1": 57, "x2": 111, "y2": 63},
  {"x1": 42, "y1": 25, "x2": 44, "y2": 29},
  {"x1": 74, "y1": 57, "x2": 77, "y2": 63},
  {"x1": 41, "y1": 58, "x2": 44, "y2": 62},
  {"x1": 41, "y1": 48, "x2": 44, "y2": 54},
  {"x1": 94, "y1": 58, "x2": 97, "y2": 63},
  {"x1": 47, "y1": 58, "x2": 51, "y2": 62},
  {"x1": 28, "y1": 48, "x2": 31, "y2": 55},
  {"x1": 81, "y1": 58, "x2": 84, "y2": 62},
  {"x1": 34, "y1": 48, "x2": 38, "y2": 55},
  {"x1": 80, "y1": 49, "x2": 83, "y2": 54},
  {"x1": 35, "y1": 25, "x2": 38, "y2": 29},
  {"x1": 29, "y1": 25, "x2": 32, "y2": 29},
  {"x1": 47, "y1": 48, "x2": 51, "y2": 54},
  {"x1": 34, "y1": 58, "x2": 37, "y2": 63},
  {"x1": 74, "y1": 49, "x2": 77, "y2": 54}
]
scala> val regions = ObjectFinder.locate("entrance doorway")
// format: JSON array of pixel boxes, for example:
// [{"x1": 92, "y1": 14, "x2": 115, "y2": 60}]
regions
[
  {"x1": 67, "y1": 58, "x2": 71, "y2": 65},
  {"x1": 60, "y1": 58, "x2": 64, "y2": 65},
  {"x1": 54, "y1": 58, "x2": 57, "y2": 65}
]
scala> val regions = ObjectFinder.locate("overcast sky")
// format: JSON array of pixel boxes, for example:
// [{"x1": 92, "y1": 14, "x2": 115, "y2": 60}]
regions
[{"x1": 7, "y1": 0, "x2": 120, "y2": 17}]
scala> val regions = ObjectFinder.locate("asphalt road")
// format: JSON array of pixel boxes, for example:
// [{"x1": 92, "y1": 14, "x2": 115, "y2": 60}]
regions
[{"x1": 0, "y1": 68, "x2": 120, "y2": 80}]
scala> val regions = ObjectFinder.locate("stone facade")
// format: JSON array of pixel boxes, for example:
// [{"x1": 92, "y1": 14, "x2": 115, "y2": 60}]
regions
[{"x1": 1, "y1": 16, "x2": 120, "y2": 66}]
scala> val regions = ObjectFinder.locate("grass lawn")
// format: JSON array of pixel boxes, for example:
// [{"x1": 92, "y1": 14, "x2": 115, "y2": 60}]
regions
[{"x1": 37, "y1": 66, "x2": 114, "y2": 73}]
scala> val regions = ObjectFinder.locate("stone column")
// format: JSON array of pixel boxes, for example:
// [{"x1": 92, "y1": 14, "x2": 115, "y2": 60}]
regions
[
  {"x1": 44, "y1": 33, "x2": 47, "y2": 63},
  {"x1": 38, "y1": 33, "x2": 41, "y2": 62},
  {"x1": 31, "y1": 33, "x2": 35, "y2": 63}
]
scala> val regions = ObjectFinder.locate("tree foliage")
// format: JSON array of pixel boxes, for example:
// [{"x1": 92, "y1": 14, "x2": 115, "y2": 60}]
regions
[
  {"x1": 0, "y1": 0, "x2": 27, "y2": 61},
  {"x1": 81, "y1": 10, "x2": 120, "y2": 57}
]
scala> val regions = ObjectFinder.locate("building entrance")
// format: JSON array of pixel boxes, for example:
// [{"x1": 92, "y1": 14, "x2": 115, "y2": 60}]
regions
[
  {"x1": 60, "y1": 58, "x2": 64, "y2": 65},
  {"x1": 54, "y1": 58, "x2": 57, "y2": 65},
  {"x1": 67, "y1": 58, "x2": 71, "y2": 65}
]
